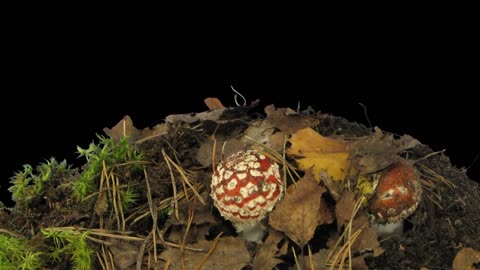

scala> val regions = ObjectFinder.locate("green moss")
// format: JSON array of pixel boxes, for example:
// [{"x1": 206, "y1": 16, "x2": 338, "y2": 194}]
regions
[
  {"x1": 41, "y1": 228, "x2": 94, "y2": 270},
  {"x1": 73, "y1": 135, "x2": 144, "y2": 202},
  {"x1": 0, "y1": 234, "x2": 44, "y2": 270},
  {"x1": 8, "y1": 158, "x2": 75, "y2": 211}
]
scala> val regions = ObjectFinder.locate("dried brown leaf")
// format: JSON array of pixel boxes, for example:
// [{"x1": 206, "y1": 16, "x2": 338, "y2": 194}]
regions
[
  {"x1": 204, "y1": 97, "x2": 225, "y2": 110},
  {"x1": 158, "y1": 237, "x2": 250, "y2": 270},
  {"x1": 335, "y1": 191, "x2": 356, "y2": 230},
  {"x1": 103, "y1": 115, "x2": 139, "y2": 142},
  {"x1": 452, "y1": 247, "x2": 480, "y2": 270},
  {"x1": 109, "y1": 238, "x2": 141, "y2": 269},
  {"x1": 287, "y1": 128, "x2": 351, "y2": 182},
  {"x1": 253, "y1": 230, "x2": 286, "y2": 270},
  {"x1": 166, "y1": 224, "x2": 211, "y2": 245},
  {"x1": 171, "y1": 192, "x2": 215, "y2": 225},
  {"x1": 269, "y1": 171, "x2": 334, "y2": 247},
  {"x1": 265, "y1": 105, "x2": 319, "y2": 135},
  {"x1": 196, "y1": 138, "x2": 244, "y2": 167},
  {"x1": 348, "y1": 127, "x2": 420, "y2": 174},
  {"x1": 293, "y1": 249, "x2": 330, "y2": 270},
  {"x1": 136, "y1": 123, "x2": 169, "y2": 143},
  {"x1": 351, "y1": 253, "x2": 369, "y2": 270},
  {"x1": 351, "y1": 214, "x2": 384, "y2": 257},
  {"x1": 166, "y1": 109, "x2": 225, "y2": 124},
  {"x1": 241, "y1": 119, "x2": 287, "y2": 152}
]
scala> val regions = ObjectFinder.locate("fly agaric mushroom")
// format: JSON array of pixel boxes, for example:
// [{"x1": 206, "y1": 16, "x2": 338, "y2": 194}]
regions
[
  {"x1": 367, "y1": 160, "x2": 422, "y2": 236},
  {"x1": 210, "y1": 150, "x2": 283, "y2": 242}
]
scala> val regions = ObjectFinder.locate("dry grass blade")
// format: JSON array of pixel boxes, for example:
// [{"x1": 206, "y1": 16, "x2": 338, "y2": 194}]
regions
[
  {"x1": 417, "y1": 163, "x2": 456, "y2": 210},
  {"x1": 245, "y1": 134, "x2": 301, "y2": 189},
  {"x1": 194, "y1": 232, "x2": 224, "y2": 270},
  {"x1": 107, "y1": 249, "x2": 116, "y2": 270},
  {"x1": 292, "y1": 247, "x2": 302, "y2": 270},
  {"x1": 115, "y1": 176, "x2": 126, "y2": 231},
  {"x1": 163, "y1": 149, "x2": 206, "y2": 205},
  {"x1": 125, "y1": 183, "x2": 204, "y2": 226},
  {"x1": 308, "y1": 245, "x2": 315, "y2": 270},
  {"x1": 164, "y1": 258, "x2": 171, "y2": 270},
  {"x1": 327, "y1": 196, "x2": 365, "y2": 270},
  {"x1": 180, "y1": 208, "x2": 195, "y2": 253},
  {"x1": 143, "y1": 167, "x2": 161, "y2": 270},
  {"x1": 327, "y1": 229, "x2": 362, "y2": 270},
  {"x1": 163, "y1": 149, "x2": 180, "y2": 220},
  {"x1": 418, "y1": 164, "x2": 456, "y2": 189},
  {"x1": 137, "y1": 231, "x2": 152, "y2": 270},
  {"x1": 97, "y1": 250, "x2": 106, "y2": 270},
  {"x1": 212, "y1": 138, "x2": 217, "y2": 172}
]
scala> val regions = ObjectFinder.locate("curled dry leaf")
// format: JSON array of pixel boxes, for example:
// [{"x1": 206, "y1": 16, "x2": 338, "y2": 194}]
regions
[
  {"x1": 166, "y1": 109, "x2": 225, "y2": 124},
  {"x1": 158, "y1": 237, "x2": 250, "y2": 270},
  {"x1": 287, "y1": 128, "x2": 351, "y2": 183},
  {"x1": 269, "y1": 170, "x2": 334, "y2": 247},
  {"x1": 166, "y1": 100, "x2": 259, "y2": 124},
  {"x1": 103, "y1": 115, "x2": 139, "y2": 142},
  {"x1": 253, "y1": 230, "x2": 287, "y2": 270},
  {"x1": 265, "y1": 105, "x2": 319, "y2": 135},
  {"x1": 452, "y1": 247, "x2": 480, "y2": 270},
  {"x1": 204, "y1": 97, "x2": 225, "y2": 110}
]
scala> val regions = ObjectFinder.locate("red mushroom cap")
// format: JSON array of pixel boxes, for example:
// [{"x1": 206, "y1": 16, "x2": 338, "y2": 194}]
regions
[
  {"x1": 210, "y1": 150, "x2": 283, "y2": 225},
  {"x1": 368, "y1": 160, "x2": 422, "y2": 224}
]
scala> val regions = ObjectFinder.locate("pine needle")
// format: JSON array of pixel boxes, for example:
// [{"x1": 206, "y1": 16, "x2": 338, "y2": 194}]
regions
[{"x1": 195, "y1": 232, "x2": 223, "y2": 270}]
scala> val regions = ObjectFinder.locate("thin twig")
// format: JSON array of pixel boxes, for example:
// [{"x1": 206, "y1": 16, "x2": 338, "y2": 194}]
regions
[{"x1": 195, "y1": 232, "x2": 224, "y2": 270}]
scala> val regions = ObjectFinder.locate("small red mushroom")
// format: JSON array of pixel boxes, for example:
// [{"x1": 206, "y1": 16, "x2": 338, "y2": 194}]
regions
[
  {"x1": 210, "y1": 150, "x2": 283, "y2": 242},
  {"x1": 367, "y1": 160, "x2": 422, "y2": 235}
]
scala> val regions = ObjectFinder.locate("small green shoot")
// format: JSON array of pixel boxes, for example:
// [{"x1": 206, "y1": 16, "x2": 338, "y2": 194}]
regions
[
  {"x1": 74, "y1": 135, "x2": 144, "y2": 201},
  {"x1": 42, "y1": 228, "x2": 94, "y2": 270},
  {"x1": 0, "y1": 234, "x2": 44, "y2": 270}
]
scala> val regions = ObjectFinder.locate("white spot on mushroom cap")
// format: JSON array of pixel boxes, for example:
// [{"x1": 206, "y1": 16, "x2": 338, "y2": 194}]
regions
[
  {"x1": 266, "y1": 184, "x2": 277, "y2": 199},
  {"x1": 215, "y1": 185, "x2": 225, "y2": 195},
  {"x1": 250, "y1": 169, "x2": 261, "y2": 177},
  {"x1": 210, "y1": 149, "x2": 284, "y2": 224},
  {"x1": 234, "y1": 161, "x2": 247, "y2": 171},
  {"x1": 244, "y1": 154, "x2": 258, "y2": 162},
  {"x1": 227, "y1": 179, "x2": 237, "y2": 190},
  {"x1": 224, "y1": 170, "x2": 234, "y2": 180},
  {"x1": 237, "y1": 172, "x2": 247, "y2": 180},
  {"x1": 240, "y1": 182, "x2": 258, "y2": 198}
]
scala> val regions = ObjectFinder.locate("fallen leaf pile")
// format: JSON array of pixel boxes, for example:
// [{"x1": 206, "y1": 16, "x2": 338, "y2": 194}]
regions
[{"x1": 1, "y1": 98, "x2": 475, "y2": 270}]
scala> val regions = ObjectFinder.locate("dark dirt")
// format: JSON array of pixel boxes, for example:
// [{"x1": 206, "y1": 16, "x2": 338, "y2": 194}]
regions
[
  {"x1": 1, "y1": 104, "x2": 479, "y2": 270},
  {"x1": 322, "y1": 116, "x2": 480, "y2": 269}
]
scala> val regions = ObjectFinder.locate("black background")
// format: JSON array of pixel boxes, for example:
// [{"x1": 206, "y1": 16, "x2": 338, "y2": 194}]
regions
[{"x1": 2, "y1": 26, "x2": 479, "y2": 206}]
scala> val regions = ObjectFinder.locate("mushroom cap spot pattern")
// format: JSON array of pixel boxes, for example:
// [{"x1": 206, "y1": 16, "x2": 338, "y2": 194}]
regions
[
  {"x1": 368, "y1": 160, "x2": 422, "y2": 224},
  {"x1": 210, "y1": 150, "x2": 283, "y2": 224}
]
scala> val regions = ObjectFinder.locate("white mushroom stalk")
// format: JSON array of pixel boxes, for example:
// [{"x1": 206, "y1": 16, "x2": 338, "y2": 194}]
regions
[{"x1": 210, "y1": 150, "x2": 283, "y2": 242}]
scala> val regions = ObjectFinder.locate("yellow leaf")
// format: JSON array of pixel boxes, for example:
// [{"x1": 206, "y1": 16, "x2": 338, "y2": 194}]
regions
[{"x1": 287, "y1": 128, "x2": 351, "y2": 182}]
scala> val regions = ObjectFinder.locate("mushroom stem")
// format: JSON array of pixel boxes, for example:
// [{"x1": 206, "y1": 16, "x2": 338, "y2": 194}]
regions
[
  {"x1": 372, "y1": 220, "x2": 404, "y2": 238},
  {"x1": 234, "y1": 221, "x2": 267, "y2": 243}
]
